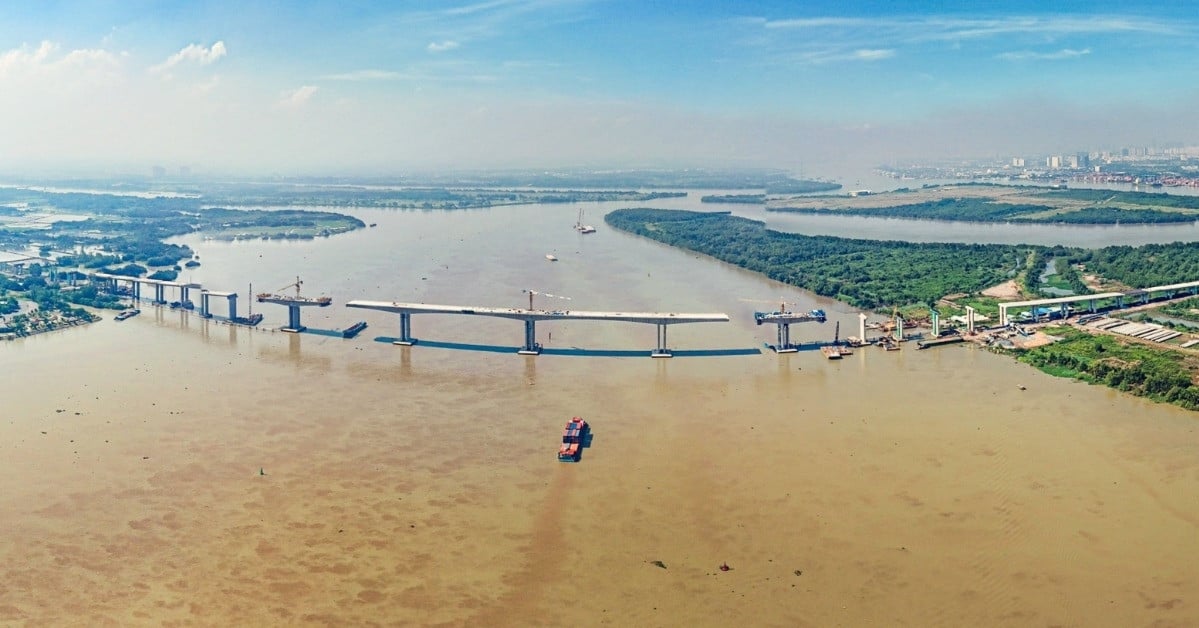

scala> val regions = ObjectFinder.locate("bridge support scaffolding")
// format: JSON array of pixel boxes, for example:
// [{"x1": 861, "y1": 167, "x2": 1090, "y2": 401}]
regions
[{"x1": 392, "y1": 312, "x2": 416, "y2": 346}]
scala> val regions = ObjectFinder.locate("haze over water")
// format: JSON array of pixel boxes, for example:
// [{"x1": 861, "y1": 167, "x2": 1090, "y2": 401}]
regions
[{"x1": 2, "y1": 196, "x2": 1197, "y2": 626}]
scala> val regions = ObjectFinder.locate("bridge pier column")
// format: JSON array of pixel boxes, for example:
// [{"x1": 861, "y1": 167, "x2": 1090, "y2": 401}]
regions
[
  {"x1": 154, "y1": 284, "x2": 165, "y2": 304},
  {"x1": 283, "y1": 304, "x2": 304, "y2": 332},
  {"x1": 931, "y1": 309, "x2": 940, "y2": 337},
  {"x1": 393, "y1": 312, "x2": 416, "y2": 345},
  {"x1": 774, "y1": 322, "x2": 797, "y2": 353},
  {"x1": 651, "y1": 323, "x2": 672, "y2": 358},
  {"x1": 518, "y1": 319, "x2": 541, "y2": 355},
  {"x1": 1089, "y1": 299, "x2": 1096, "y2": 313},
  {"x1": 180, "y1": 285, "x2": 190, "y2": 305},
  {"x1": 200, "y1": 292, "x2": 211, "y2": 318},
  {"x1": 1060, "y1": 304, "x2": 1069, "y2": 319},
  {"x1": 227, "y1": 295, "x2": 238, "y2": 321},
  {"x1": 133, "y1": 281, "x2": 141, "y2": 302}
]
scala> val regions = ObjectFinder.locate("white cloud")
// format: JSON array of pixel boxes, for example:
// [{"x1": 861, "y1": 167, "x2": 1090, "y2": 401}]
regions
[
  {"x1": 279, "y1": 85, "x2": 319, "y2": 107},
  {"x1": 852, "y1": 49, "x2": 894, "y2": 61},
  {"x1": 150, "y1": 41, "x2": 227, "y2": 75},
  {"x1": 996, "y1": 48, "x2": 1092, "y2": 61},
  {"x1": 0, "y1": 41, "x2": 56, "y2": 75},
  {"x1": 427, "y1": 40, "x2": 460, "y2": 52},
  {"x1": 791, "y1": 47, "x2": 896, "y2": 65},
  {"x1": 0, "y1": 41, "x2": 120, "y2": 80},
  {"x1": 761, "y1": 15, "x2": 1175, "y2": 40},
  {"x1": 321, "y1": 69, "x2": 405, "y2": 81}
]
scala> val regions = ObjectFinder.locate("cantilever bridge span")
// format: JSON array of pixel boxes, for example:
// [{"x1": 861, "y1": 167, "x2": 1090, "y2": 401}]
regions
[{"x1": 346, "y1": 300, "x2": 729, "y2": 357}]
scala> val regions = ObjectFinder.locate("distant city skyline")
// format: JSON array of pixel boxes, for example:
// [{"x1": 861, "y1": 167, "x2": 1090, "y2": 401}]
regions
[{"x1": 2, "y1": 0, "x2": 1198, "y2": 177}]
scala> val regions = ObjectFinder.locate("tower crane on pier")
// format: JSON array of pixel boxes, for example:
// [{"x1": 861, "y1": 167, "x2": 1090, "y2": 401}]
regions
[
  {"x1": 256, "y1": 276, "x2": 331, "y2": 333},
  {"x1": 277, "y1": 276, "x2": 304, "y2": 298},
  {"x1": 741, "y1": 296, "x2": 826, "y2": 353},
  {"x1": 521, "y1": 289, "x2": 572, "y2": 311}
]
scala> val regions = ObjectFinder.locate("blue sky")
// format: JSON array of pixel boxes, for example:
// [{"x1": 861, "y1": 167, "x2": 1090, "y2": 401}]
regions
[{"x1": 1, "y1": 1, "x2": 1197, "y2": 175}]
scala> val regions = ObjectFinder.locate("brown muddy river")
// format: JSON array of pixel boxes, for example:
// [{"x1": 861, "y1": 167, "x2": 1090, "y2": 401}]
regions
[{"x1": 2, "y1": 198, "x2": 1197, "y2": 626}]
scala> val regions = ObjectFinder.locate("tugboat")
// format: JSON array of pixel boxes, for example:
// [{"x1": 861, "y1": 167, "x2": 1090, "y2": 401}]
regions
[
  {"x1": 558, "y1": 416, "x2": 589, "y2": 462},
  {"x1": 114, "y1": 308, "x2": 141, "y2": 321}
]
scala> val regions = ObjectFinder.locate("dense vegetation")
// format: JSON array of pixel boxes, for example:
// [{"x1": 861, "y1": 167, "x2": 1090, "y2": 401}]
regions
[
  {"x1": 700, "y1": 194, "x2": 766, "y2": 204},
  {"x1": 1033, "y1": 188, "x2": 1199, "y2": 209},
  {"x1": 1160, "y1": 296, "x2": 1199, "y2": 323},
  {"x1": 605, "y1": 208, "x2": 1034, "y2": 310},
  {"x1": 769, "y1": 196, "x2": 1198, "y2": 224},
  {"x1": 0, "y1": 188, "x2": 366, "y2": 268},
  {"x1": 607, "y1": 208, "x2": 1199, "y2": 311},
  {"x1": 1017, "y1": 326, "x2": 1199, "y2": 411},
  {"x1": 1070, "y1": 243, "x2": 1199, "y2": 288},
  {"x1": 201, "y1": 188, "x2": 687, "y2": 210}
]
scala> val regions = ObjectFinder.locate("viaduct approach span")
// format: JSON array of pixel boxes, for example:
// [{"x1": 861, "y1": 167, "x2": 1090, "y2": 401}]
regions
[
  {"x1": 346, "y1": 300, "x2": 729, "y2": 357},
  {"x1": 998, "y1": 279, "x2": 1199, "y2": 326}
]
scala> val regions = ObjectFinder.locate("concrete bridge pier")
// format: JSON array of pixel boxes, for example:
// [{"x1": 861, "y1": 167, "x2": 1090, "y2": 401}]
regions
[
  {"x1": 227, "y1": 295, "x2": 238, "y2": 321},
  {"x1": 392, "y1": 312, "x2": 416, "y2": 346},
  {"x1": 133, "y1": 280, "x2": 141, "y2": 302},
  {"x1": 773, "y1": 322, "x2": 798, "y2": 353},
  {"x1": 153, "y1": 283, "x2": 166, "y2": 305},
  {"x1": 518, "y1": 319, "x2": 541, "y2": 355},
  {"x1": 931, "y1": 309, "x2": 940, "y2": 337},
  {"x1": 283, "y1": 304, "x2": 304, "y2": 332},
  {"x1": 652, "y1": 323, "x2": 673, "y2": 358}
]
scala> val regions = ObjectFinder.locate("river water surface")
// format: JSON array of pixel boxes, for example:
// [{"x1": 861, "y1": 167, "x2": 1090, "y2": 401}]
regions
[{"x1": 2, "y1": 195, "x2": 1197, "y2": 626}]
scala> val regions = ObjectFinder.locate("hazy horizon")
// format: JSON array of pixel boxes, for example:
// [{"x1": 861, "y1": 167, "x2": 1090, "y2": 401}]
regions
[{"x1": 2, "y1": 1, "x2": 1198, "y2": 178}]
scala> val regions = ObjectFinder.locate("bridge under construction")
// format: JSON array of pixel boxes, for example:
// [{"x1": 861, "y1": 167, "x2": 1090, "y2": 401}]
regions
[{"x1": 346, "y1": 300, "x2": 729, "y2": 357}]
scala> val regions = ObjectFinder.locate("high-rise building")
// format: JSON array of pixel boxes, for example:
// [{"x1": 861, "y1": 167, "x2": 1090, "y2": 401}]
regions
[
  {"x1": 1011, "y1": 157, "x2": 1025, "y2": 167},
  {"x1": 152, "y1": 165, "x2": 166, "y2": 178}
]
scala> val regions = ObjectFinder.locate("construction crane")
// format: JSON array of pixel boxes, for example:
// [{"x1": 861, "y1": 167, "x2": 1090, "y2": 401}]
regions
[
  {"x1": 522, "y1": 288, "x2": 572, "y2": 311},
  {"x1": 277, "y1": 276, "x2": 304, "y2": 298},
  {"x1": 742, "y1": 297, "x2": 827, "y2": 353}
]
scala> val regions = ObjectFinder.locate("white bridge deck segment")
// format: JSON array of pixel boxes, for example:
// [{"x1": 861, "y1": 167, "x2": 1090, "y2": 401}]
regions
[{"x1": 346, "y1": 300, "x2": 729, "y2": 356}]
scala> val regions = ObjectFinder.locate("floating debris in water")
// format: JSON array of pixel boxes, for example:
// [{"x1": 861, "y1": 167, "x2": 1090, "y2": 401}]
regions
[{"x1": 649, "y1": 560, "x2": 667, "y2": 569}]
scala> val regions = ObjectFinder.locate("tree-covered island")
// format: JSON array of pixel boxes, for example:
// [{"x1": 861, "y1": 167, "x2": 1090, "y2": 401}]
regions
[
  {"x1": 767, "y1": 183, "x2": 1199, "y2": 224},
  {"x1": 605, "y1": 207, "x2": 1199, "y2": 411}
]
